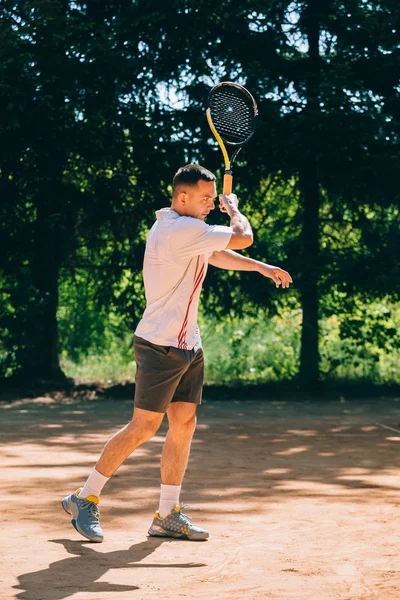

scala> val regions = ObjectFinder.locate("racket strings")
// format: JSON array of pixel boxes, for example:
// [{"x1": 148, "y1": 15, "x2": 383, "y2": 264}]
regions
[{"x1": 209, "y1": 88, "x2": 255, "y2": 145}]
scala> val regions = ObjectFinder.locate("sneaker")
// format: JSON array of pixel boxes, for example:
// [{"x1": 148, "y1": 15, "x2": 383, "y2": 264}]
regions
[
  {"x1": 61, "y1": 488, "x2": 104, "y2": 543},
  {"x1": 148, "y1": 504, "x2": 209, "y2": 541}
]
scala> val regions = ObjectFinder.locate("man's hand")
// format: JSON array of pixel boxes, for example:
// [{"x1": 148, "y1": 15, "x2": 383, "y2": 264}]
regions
[
  {"x1": 219, "y1": 193, "x2": 253, "y2": 249},
  {"x1": 258, "y1": 263, "x2": 293, "y2": 289},
  {"x1": 219, "y1": 193, "x2": 239, "y2": 215}
]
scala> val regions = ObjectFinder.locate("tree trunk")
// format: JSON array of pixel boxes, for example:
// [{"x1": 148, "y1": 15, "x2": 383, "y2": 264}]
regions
[
  {"x1": 298, "y1": 0, "x2": 321, "y2": 384},
  {"x1": 25, "y1": 190, "x2": 66, "y2": 382},
  {"x1": 299, "y1": 160, "x2": 320, "y2": 384},
  {"x1": 19, "y1": 2, "x2": 70, "y2": 382}
]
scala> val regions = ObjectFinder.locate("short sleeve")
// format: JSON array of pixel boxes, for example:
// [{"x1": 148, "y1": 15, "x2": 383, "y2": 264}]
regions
[{"x1": 170, "y1": 217, "x2": 232, "y2": 263}]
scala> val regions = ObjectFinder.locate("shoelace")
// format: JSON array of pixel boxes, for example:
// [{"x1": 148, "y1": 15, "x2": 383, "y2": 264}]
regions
[
  {"x1": 177, "y1": 504, "x2": 192, "y2": 525},
  {"x1": 84, "y1": 500, "x2": 100, "y2": 524}
]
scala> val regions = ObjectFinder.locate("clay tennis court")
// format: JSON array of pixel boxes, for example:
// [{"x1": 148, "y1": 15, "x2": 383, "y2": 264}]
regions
[{"x1": 1, "y1": 391, "x2": 400, "y2": 600}]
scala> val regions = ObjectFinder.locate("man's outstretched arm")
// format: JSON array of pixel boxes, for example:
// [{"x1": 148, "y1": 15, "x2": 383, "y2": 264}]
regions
[{"x1": 208, "y1": 250, "x2": 293, "y2": 289}]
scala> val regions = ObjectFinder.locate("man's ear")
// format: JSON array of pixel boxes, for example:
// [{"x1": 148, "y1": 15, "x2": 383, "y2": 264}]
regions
[{"x1": 178, "y1": 191, "x2": 188, "y2": 205}]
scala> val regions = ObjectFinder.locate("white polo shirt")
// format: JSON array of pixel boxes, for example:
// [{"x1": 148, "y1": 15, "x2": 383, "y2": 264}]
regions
[{"x1": 135, "y1": 208, "x2": 232, "y2": 350}]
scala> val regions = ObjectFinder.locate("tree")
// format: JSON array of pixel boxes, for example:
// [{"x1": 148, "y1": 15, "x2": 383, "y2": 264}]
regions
[
  {"x1": 0, "y1": 0, "x2": 176, "y2": 379},
  {"x1": 1, "y1": 0, "x2": 399, "y2": 383},
  {"x1": 132, "y1": 0, "x2": 400, "y2": 383}
]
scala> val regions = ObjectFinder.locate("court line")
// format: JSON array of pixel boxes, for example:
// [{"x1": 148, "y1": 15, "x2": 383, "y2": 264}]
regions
[{"x1": 376, "y1": 422, "x2": 400, "y2": 434}]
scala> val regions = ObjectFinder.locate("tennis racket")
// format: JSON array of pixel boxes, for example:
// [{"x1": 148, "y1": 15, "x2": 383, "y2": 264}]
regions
[{"x1": 206, "y1": 81, "x2": 258, "y2": 197}]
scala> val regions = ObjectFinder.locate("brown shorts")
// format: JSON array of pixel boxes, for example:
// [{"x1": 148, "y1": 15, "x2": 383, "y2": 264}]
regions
[{"x1": 133, "y1": 336, "x2": 204, "y2": 413}]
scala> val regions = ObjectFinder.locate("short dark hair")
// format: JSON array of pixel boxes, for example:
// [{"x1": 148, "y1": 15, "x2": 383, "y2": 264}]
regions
[{"x1": 173, "y1": 164, "x2": 215, "y2": 192}]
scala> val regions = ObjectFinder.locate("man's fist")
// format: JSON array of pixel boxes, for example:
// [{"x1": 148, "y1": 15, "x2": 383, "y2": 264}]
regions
[{"x1": 219, "y1": 193, "x2": 239, "y2": 215}]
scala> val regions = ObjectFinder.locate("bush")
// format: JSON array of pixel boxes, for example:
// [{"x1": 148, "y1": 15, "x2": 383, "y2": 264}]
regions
[{"x1": 60, "y1": 300, "x2": 400, "y2": 385}]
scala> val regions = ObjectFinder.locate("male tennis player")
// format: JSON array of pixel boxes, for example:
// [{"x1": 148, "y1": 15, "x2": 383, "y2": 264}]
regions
[{"x1": 62, "y1": 164, "x2": 292, "y2": 542}]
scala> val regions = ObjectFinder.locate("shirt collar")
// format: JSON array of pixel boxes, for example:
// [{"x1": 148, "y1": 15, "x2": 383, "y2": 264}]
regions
[{"x1": 156, "y1": 208, "x2": 180, "y2": 221}]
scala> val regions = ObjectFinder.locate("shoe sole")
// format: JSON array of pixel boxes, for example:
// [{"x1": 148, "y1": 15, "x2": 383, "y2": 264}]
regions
[
  {"x1": 61, "y1": 498, "x2": 104, "y2": 543},
  {"x1": 148, "y1": 525, "x2": 208, "y2": 541}
]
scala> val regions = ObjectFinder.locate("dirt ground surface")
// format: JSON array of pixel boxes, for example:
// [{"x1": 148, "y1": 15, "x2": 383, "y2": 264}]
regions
[{"x1": 1, "y1": 391, "x2": 400, "y2": 600}]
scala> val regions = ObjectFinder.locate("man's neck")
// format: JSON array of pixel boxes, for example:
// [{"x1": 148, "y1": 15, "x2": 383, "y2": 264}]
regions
[{"x1": 170, "y1": 203, "x2": 185, "y2": 217}]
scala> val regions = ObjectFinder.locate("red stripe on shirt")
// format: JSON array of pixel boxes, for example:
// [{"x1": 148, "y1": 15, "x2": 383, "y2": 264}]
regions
[
  {"x1": 178, "y1": 264, "x2": 205, "y2": 346},
  {"x1": 178, "y1": 258, "x2": 201, "y2": 344},
  {"x1": 178, "y1": 260, "x2": 203, "y2": 344},
  {"x1": 177, "y1": 259, "x2": 199, "y2": 346},
  {"x1": 178, "y1": 260, "x2": 205, "y2": 347}
]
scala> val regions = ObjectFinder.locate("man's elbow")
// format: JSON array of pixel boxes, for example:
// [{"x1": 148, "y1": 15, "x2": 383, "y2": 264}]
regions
[
  {"x1": 226, "y1": 232, "x2": 254, "y2": 250},
  {"x1": 242, "y1": 232, "x2": 254, "y2": 248}
]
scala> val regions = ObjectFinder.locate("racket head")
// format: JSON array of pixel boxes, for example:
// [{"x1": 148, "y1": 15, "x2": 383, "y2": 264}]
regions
[{"x1": 207, "y1": 81, "x2": 258, "y2": 147}]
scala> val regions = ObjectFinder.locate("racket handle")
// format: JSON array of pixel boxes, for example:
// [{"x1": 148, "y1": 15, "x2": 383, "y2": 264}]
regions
[{"x1": 223, "y1": 173, "x2": 233, "y2": 195}]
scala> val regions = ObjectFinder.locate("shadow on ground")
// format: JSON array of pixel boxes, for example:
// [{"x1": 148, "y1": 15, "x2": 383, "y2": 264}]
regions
[{"x1": 13, "y1": 538, "x2": 206, "y2": 600}]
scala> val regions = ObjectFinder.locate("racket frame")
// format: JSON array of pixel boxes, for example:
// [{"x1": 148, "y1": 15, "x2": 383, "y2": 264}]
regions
[{"x1": 206, "y1": 81, "x2": 257, "y2": 195}]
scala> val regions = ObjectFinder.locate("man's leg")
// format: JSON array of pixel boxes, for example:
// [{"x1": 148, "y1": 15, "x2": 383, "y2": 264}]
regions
[
  {"x1": 158, "y1": 348, "x2": 204, "y2": 493},
  {"x1": 79, "y1": 406, "x2": 164, "y2": 497},
  {"x1": 161, "y1": 401, "x2": 197, "y2": 485},
  {"x1": 148, "y1": 401, "x2": 208, "y2": 540},
  {"x1": 62, "y1": 407, "x2": 164, "y2": 542},
  {"x1": 96, "y1": 407, "x2": 164, "y2": 477},
  {"x1": 156, "y1": 402, "x2": 197, "y2": 517}
]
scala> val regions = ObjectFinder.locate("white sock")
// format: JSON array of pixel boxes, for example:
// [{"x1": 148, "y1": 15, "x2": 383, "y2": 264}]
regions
[
  {"x1": 158, "y1": 484, "x2": 181, "y2": 518},
  {"x1": 78, "y1": 467, "x2": 109, "y2": 499}
]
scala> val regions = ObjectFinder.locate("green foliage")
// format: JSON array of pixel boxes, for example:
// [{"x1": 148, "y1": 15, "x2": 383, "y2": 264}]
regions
[
  {"x1": 60, "y1": 335, "x2": 135, "y2": 384},
  {"x1": 320, "y1": 296, "x2": 400, "y2": 381},
  {"x1": 57, "y1": 267, "x2": 145, "y2": 362},
  {"x1": 200, "y1": 309, "x2": 301, "y2": 385},
  {"x1": 60, "y1": 300, "x2": 400, "y2": 386},
  {"x1": 0, "y1": 274, "x2": 43, "y2": 377}
]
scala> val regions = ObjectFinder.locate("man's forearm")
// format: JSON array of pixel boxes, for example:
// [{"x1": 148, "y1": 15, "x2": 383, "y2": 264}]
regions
[
  {"x1": 208, "y1": 249, "x2": 262, "y2": 271},
  {"x1": 209, "y1": 243, "x2": 294, "y2": 289},
  {"x1": 230, "y1": 208, "x2": 253, "y2": 236}
]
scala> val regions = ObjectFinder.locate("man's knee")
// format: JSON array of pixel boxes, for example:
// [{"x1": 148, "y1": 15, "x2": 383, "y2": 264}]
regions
[
  {"x1": 169, "y1": 410, "x2": 197, "y2": 435},
  {"x1": 129, "y1": 409, "x2": 163, "y2": 442}
]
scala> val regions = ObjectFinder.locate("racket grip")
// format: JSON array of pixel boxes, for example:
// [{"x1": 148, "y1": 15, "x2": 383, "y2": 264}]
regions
[{"x1": 223, "y1": 173, "x2": 233, "y2": 195}]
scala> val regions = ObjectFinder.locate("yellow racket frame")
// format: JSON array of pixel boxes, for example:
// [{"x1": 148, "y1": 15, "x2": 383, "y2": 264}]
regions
[{"x1": 206, "y1": 107, "x2": 242, "y2": 195}]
